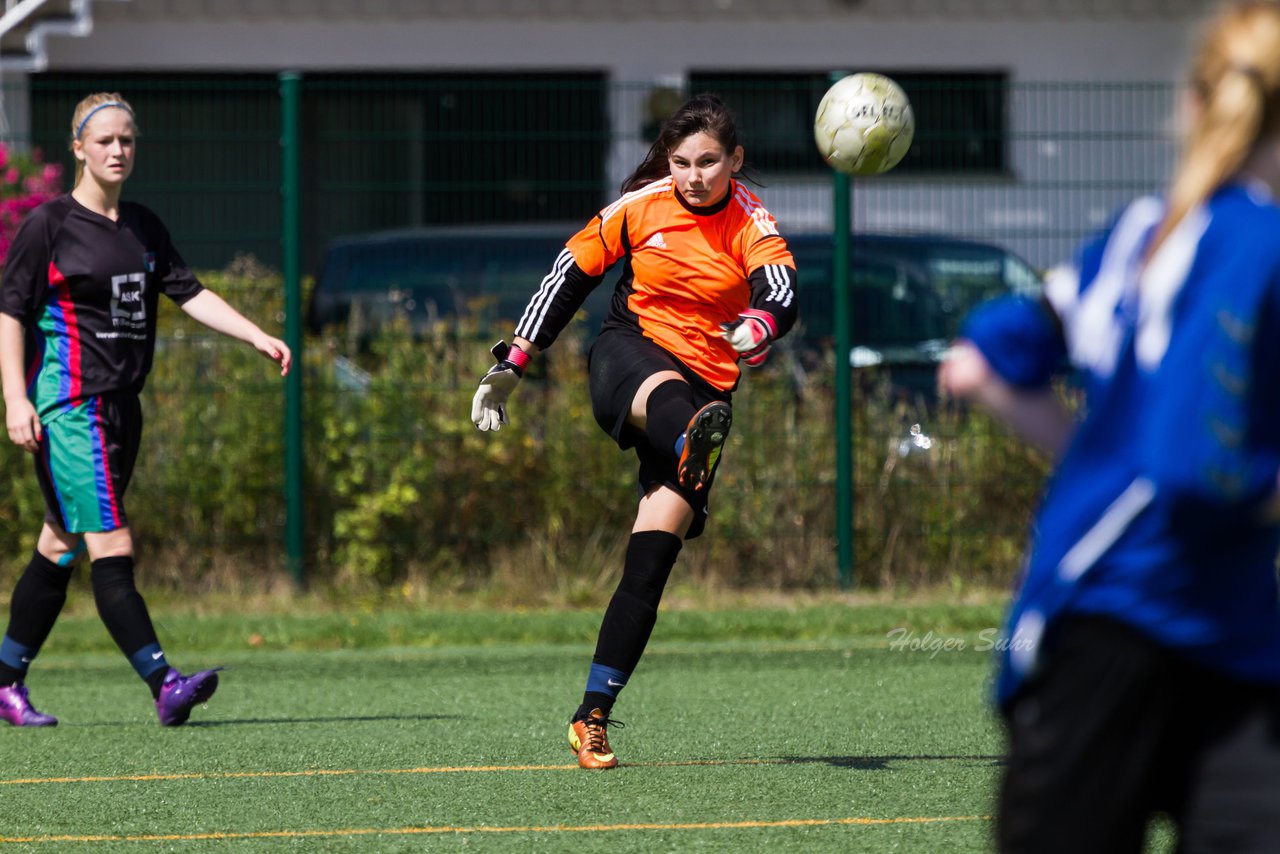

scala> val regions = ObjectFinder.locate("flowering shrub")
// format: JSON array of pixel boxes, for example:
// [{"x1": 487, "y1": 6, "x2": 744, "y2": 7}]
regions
[{"x1": 0, "y1": 143, "x2": 63, "y2": 261}]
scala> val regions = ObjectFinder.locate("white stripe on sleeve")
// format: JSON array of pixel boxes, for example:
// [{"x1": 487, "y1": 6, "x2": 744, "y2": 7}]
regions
[{"x1": 515, "y1": 248, "x2": 575, "y2": 342}]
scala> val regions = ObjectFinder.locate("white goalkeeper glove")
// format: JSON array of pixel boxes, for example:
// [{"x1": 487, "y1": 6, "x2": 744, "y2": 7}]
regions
[
  {"x1": 471, "y1": 340, "x2": 529, "y2": 432},
  {"x1": 720, "y1": 309, "x2": 778, "y2": 367}
]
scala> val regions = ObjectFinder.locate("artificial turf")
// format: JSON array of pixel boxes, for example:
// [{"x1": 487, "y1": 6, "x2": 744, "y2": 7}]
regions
[{"x1": 0, "y1": 603, "x2": 1158, "y2": 851}]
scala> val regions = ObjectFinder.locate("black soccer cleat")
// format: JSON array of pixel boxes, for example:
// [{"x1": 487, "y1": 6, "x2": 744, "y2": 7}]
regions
[{"x1": 676, "y1": 402, "x2": 733, "y2": 491}]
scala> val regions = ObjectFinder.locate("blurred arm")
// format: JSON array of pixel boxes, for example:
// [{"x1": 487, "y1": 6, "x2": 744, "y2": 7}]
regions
[{"x1": 938, "y1": 340, "x2": 1074, "y2": 458}]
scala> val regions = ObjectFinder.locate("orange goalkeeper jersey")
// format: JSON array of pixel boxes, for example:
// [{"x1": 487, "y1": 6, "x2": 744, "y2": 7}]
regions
[{"x1": 515, "y1": 177, "x2": 798, "y2": 390}]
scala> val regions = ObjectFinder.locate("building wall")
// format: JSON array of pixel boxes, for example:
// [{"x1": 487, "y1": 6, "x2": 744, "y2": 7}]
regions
[
  {"x1": 36, "y1": 0, "x2": 1214, "y2": 83},
  {"x1": 21, "y1": 1, "x2": 1205, "y2": 268}
]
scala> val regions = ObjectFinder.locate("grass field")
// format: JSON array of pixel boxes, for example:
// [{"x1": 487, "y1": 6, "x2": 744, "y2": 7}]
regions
[{"x1": 0, "y1": 600, "x2": 1162, "y2": 851}]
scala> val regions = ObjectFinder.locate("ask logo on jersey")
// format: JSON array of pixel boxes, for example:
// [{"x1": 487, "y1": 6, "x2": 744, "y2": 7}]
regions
[
  {"x1": 105, "y1": 273, "x2": 148, "y2": 340},
  {"x1": 643, "y1": 232, "x2": 668, "y2": 250}
]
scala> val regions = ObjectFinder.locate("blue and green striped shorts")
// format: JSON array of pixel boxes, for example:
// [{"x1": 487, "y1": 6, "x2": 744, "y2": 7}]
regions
[{"x1": 35, "y1": 393, "x2": 141, "y2": 534}]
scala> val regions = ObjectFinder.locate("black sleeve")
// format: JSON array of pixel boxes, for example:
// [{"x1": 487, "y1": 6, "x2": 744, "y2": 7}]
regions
[
  {"x1": 746, "y1": 262, "x2": 798, "y2": 340},
  {"x1": 512, "y1": 247, "x2": 606, "y2": 350},
  {"x1": 0, "y1": 209, "x2": 51, "y2": 322},
  {"x1": 145, "y1": 208, "x2": 204, "y2": 305}
]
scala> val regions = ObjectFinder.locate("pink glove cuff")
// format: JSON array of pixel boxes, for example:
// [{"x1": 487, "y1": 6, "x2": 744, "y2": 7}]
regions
[
  {"x1": 739, "y1": 308, "x2": 778, "y2": 339},
  {"x1": 505, "y1": 344, "x2": 532, "y2": 374}
]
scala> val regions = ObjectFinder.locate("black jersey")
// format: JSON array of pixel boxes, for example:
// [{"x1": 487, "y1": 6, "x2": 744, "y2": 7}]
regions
[{"x1": 0, "y1": 195, "x2": 203, "y2": 418}]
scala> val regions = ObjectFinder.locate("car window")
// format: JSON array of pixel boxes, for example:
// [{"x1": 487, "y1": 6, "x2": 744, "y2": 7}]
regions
[
  {"x1": 852, "y1": 261, "x2": 939, "y2": 345},
  {"x1": 317, "y1": 238, "x2": 465, "y2": 328},
  {"x1": 914, "y1": 244, "x2": 1021, "y2": 314},
  {"x1": 1003, "y1": 255, "x2": 1043, "y2": 297},
  {"x1": 786, "y1": 234, "x2": 1041, "y2": 349},
  {"x1": 310, "y1": 230, "x2": 619, "y2": 342},
  {"x1": 310, "y1": 229, "x2": 1040, "y2": 353},
  {"x1": 474, "y1": 238, "x2": 566, "y2": 324}
]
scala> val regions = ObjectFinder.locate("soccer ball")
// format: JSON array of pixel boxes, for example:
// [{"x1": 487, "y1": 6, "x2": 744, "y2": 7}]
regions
[{"x1": 813, "y1": 73, "x2": 915, "y2": 176}]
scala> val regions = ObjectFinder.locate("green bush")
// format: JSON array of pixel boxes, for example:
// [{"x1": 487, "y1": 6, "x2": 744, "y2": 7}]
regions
[{"x1": 0, "y1": 262, "x2": 1051, "y2": 597}]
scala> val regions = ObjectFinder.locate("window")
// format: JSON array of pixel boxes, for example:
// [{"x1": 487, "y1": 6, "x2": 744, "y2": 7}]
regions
[{"x1": 31, "y1": 72, "x2": 608, "y2": 275}]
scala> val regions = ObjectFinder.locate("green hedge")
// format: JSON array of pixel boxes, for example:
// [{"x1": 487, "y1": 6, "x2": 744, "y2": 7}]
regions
[{"x1": 0, "y1": 263, "x2": 1050, "y2": 597}]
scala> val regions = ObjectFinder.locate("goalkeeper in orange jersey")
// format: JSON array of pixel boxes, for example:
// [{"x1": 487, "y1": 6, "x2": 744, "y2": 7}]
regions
[{"x1": 472, "y1": 93, "x2": 798, "y2": 769}]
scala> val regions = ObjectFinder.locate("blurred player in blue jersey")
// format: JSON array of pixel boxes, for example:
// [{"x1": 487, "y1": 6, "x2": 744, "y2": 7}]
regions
[
  {"x1": 0, "y1": 93, "x2": 291, "y2": 727},
  {"x1": 939, "y1": 3, "x2": 1280, "y2": 850}
]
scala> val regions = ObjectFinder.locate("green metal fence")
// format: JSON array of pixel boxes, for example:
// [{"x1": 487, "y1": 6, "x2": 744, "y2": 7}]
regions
[{"x1": 0, "y1": 75, "x2": 1177, "y2": 592}]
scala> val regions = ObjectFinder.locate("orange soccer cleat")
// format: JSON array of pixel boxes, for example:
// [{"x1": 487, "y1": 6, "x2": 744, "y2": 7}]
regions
[
  {"x1": 676, "y1": 401, "x2": 732, "y2": 491},
  {"x1": 568, "y1": 708, "x2": 621, "y2": 769}
]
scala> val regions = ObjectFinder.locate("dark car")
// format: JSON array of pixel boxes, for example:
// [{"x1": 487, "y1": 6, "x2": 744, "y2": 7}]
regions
[
  {"x1": 306, "y1": 223, "x2": 617, "y2": 341},
  {"x1": 307, "y1": 225, "x2": 1042, "y2": 370},
  {"x1": 787, "y1": 232, "x2": 1043, "y2": 366}
]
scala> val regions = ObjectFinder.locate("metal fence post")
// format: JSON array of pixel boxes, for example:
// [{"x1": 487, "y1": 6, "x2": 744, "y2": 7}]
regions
[
  {"x1": 829, "y1": 71, "x2": 855, "y2": 590},
  {"x1": 833, "y1": 169, "x2": 853, "y2": 589},
  {"x1": 280, "y1": 71, "x2": 305, "y2": 586}
]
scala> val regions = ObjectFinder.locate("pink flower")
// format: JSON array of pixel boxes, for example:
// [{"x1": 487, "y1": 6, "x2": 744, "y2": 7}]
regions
[{"x1": 0, "y1": 151, "x2": 61, "y2": 271}]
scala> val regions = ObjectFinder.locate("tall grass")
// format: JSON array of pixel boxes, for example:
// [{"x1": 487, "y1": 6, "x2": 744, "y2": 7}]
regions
[{"x1": 0, "y1": 263, "x2": 1051, "y2": 599}]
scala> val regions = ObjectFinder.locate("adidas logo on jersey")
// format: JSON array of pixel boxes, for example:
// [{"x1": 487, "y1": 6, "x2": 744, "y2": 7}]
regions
[{"x1": 644, "y1": 232, "x2": 668, "y2": 250}]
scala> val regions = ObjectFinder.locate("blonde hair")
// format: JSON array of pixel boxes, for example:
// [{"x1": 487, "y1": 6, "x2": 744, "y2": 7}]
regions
[
  {"x1": 69, "y1": 92, "x2": 136, "y2": 185},
  {"x1": 1149, "y1": 2, "x2": 1280, "y2": 257}
]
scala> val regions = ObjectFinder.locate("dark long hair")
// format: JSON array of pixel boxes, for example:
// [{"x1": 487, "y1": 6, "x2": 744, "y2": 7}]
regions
[{"x1": 621, "y1": 93, "x2": 747, "y2": 194}]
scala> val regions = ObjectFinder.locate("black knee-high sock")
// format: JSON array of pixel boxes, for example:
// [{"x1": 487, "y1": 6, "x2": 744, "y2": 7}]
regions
[
  {"x1": 644, "y1": 380, "x2": 696, "y2": 462},
  {"x1": 0, "y1": 552, "x2": 72, "y2": 685},
  {"x1": 577, "y1": 531, "x2": 684, "y2": 719},
  {"x1": 90, "y1": 556, "x2": 169, "y2": 694}
]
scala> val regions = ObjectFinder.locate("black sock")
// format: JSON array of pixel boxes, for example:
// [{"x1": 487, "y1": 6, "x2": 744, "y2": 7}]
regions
[
  {"x1": 0, "y1": 552, "x2": 73, "y2": 684},
  {"x1": 578, "y1": 531, "x2": 684, "y2": 718},
  {"x1": 644, "y1": 380, "x2": 696, "y2": 462},
  {"x1": 90, "y1": 556, "x2": 169, "y2": 685},
  {"x1": 576, "y1": 692, "x2": 617, "y2": 721},
  {"x1": 144, "y1": 667, "x2": 170, "y2": 700}
]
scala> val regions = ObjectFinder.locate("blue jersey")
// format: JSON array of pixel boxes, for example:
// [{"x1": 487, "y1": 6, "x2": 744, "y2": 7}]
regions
[{"x1": 965, "y1": 182, "x2": 1280, "y2": 708}]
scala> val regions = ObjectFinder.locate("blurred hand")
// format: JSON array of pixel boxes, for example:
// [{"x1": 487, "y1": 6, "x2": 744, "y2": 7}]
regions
[
  {"x1": 937, "y1": 340, "x2": 993, "y2": 400},
  {"x1": 5, "y1": 396, "x2": 41, "y2": 453}
]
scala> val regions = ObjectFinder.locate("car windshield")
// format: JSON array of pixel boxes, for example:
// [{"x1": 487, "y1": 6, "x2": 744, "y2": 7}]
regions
[
  {"x1": 789, "y1": 235, "x2": 1041, "y2": 349},
  {"x1": 311, "y1": 229, "x2": 614, "y2": 339}
]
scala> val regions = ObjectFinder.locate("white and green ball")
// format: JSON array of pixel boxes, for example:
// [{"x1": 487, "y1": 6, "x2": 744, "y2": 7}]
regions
[{"x1": 813, "y1": 72, "x2": 915, "y2": 176}]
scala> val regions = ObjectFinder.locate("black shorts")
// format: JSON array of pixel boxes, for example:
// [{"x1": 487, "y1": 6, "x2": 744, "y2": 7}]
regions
[
  {"x1": 35, "y1": 393, "x2": 142, "y2": 534},
  {"x1": 999, "y1": 614, "x2": 1280, "y2": 853},
  {"x1": 587, "y1": 329, "x2": 731, "y2": 540}
]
